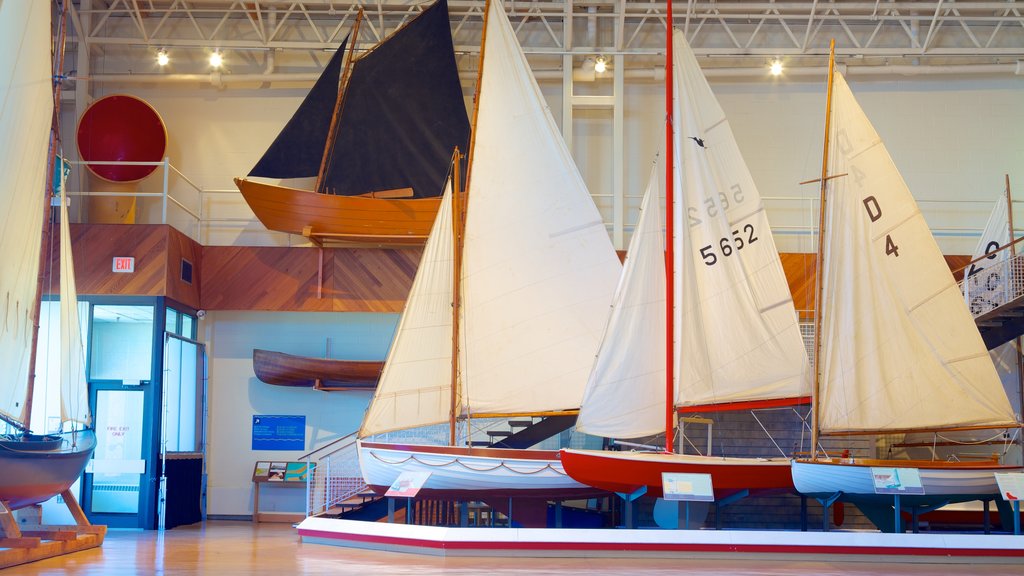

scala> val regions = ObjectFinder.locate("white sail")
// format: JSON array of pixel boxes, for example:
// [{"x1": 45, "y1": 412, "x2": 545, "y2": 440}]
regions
[
  {"x1": 964, "y1": 192, "x2": 1012, "y2": 316},
  {"x1": 58, "y1": 189, "x2": 90, "y2": 427},
  {"x1": 816, "y1": 71, "x2": 1016, "y2": 434},
  {"x1": 968, "y1": 193, "x2": 1018, "y2": 402},
  {"x1": 458, "y1": 0, "x2": 621, "y2": 416},
  {"x1": 360, "y1": 183, "x2": 454, "y2": 437},
  {"x1": 671, "y1": 30, "x2": 810, "y2": 410},
  {"x1": 576, "y1": 165, "x2": 666, "y2": 438},
  {"x1": 973, "y1": 193, "x2": 1022, "y2": 432},
  {"x1": 0, "y1": 1, "x2": 53, "y2": 427}
]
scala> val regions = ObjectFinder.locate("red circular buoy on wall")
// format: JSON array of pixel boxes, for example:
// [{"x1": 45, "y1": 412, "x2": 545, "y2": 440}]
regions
[
  {"x1": 77, "y1": 94, "x2": 167, "y2": 182},
  {"x1": 76, "y1": 94, "x2": 167, "y2": 223}
]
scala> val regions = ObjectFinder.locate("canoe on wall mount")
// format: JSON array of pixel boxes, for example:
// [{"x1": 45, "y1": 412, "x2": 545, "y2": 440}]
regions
[{"x1": 252, "y1": 349, "x2": 383, "y2": 391}]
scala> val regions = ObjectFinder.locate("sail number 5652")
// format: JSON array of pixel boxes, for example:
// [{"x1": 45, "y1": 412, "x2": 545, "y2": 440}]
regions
[
  {"x1": 688, "y1": 184, "x2": 746, "y2": 227},
  {"x1": 699, "y1": 224, "x2": 758, "y2": 266}
]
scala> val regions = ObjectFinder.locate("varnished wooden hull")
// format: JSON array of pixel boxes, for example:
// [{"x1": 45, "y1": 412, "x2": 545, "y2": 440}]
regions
[
  {"x1": 0, "y1": 430, "x2": 96, "y2": 511},
  {"x1": 252, "y1": 349, "x2": 382, "y2": 390},
  {"x1": 235, "y1": 178, "x2": 441, "y2": 244},
  {"x1": 560, "y1": 448, "x2": 794, "y2": 500}
]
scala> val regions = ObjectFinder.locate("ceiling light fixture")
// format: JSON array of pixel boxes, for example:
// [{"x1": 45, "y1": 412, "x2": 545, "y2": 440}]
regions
[
  {"x1": 156, "y1": 49, "x2": 169, "y2": 67},
  {"x1": 209, "y1": 51, "x2": 224, "y2": 68},
  {"x1": 594, "y1": 56, "x2": 608, "y2": 74},
  {"x1": 769, "y1": 59, "x2": 783, "y2": 76}
]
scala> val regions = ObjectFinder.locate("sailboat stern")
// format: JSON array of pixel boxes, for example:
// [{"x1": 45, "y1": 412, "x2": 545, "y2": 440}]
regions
[{"x1": 0, "y1": 429, "x2": 97, "y2": 511}]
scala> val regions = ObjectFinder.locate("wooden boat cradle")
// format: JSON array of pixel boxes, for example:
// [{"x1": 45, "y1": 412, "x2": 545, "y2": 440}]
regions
[{"x1": 0, "y1": 489, "x2": 106, "y2": 569}]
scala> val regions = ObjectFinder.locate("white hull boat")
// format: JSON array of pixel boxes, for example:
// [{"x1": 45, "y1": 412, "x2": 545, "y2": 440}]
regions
[
  {"x1": 358, "y1": 441, "x2": 602, "y2": 499},
  {"x1": 791, "y1": 459, "x2": 1020, "y2": 506}
]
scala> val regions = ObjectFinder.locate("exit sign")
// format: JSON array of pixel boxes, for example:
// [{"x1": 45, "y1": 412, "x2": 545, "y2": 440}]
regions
[{"x1": 112, "y1": 257, "x2": 135, "y2": 273}]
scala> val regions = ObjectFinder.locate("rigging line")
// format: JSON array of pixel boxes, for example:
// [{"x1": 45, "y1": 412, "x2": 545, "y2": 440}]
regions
[
  {"x1": 935, "y1": 430, "x2": 1014, "y2": 445},
  {"x1": 749, "y1": 410, "x2": 788, "y2": 458},
  {"x1": 368, "y1": 450, "x2": 566, "y2": 475}
]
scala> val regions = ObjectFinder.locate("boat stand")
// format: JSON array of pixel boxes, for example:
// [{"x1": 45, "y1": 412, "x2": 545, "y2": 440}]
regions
[
  {"x1": 802, "y1": 492, "x2": 842, "y2": 532},
  {"x1": 615, "y1": 487, "x2": 647, "y2": 529},
  {"x1": 0, "y1": 490, "x2": 106, "y2": 569},
  {"x1": 713, "y1": 489, "x2": 749, "y2": 530}
]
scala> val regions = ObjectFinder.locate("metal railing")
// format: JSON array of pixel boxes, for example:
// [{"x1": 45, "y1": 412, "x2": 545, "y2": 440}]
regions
[
  {"x1": 959, "y1": 251, "x2": 1024, "y2": 318},
  {"x1": 301, "y1": 433, "x2": 367, "y2": 517},
  {"x1": 68, "y1": 158, "x2": 203, "y2": 239},
  {"x1": 67, "y1": 158, "x2": 294, "y2": 247}
]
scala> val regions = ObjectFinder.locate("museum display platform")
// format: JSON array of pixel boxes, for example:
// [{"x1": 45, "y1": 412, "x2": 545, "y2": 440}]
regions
[{"x1": 297, "y1": 517, "x2": 1024, "y2": 563}]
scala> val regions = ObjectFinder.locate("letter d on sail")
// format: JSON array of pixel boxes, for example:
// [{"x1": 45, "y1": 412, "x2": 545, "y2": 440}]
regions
[{"x1": 863, "y1": 196, "x2": 882, "y2": 222}]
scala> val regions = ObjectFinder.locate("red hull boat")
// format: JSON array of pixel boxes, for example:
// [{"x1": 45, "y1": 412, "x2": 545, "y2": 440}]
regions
[{"x1": 560, "y1": 449, "x2": 794, "y2": 499}]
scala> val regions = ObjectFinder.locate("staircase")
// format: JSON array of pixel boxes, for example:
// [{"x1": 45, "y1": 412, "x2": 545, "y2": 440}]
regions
[
  {"x1": 961, "y1": 252, "x2": 1024, "y2": 349},
  {"x1": 301, "y1": 433, "x2": 375, "y2": 518}
]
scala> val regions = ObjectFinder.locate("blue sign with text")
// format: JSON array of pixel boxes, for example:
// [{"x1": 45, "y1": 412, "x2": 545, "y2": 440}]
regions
[{"x1": 252, "y1": 415, "x2": 305, "y2": 451}]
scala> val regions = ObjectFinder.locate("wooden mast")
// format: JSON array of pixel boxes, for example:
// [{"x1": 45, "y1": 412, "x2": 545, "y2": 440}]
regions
[
  {"x1": 463, "y1": 0, "x2": 492, "y2": 199},
  {"x1": 449, "y1": 149, "x2": 462, "y2": 446},
  {"x1": 1007, "y1": 174, "x2": 1024, "y2": 466},
  {"x1": 21, "y1": 3, "x2": 72, "y2": 433},
  {"x1": 314, "y1": 9, "x2": 364, "y2": 195},
  {"x1": 810, "y1": 40, "x2": 837, "y2": 460},
  {"x1": 663, "y1": 0, "x2": 675, "y2": 454},
  {"x1": 452, "y1": 0, "x2": 492, "y2": 444}
]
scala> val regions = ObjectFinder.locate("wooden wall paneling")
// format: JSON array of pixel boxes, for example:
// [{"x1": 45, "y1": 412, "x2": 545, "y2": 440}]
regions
[
  {"x1": 165, "y1": 226, "x2": 202, "y2": 310},
  {"x1": 780, "y1": 253, "x2": 817, "y2": 318},
  {"x1": 56, "y1": 223, "x2": 971, "y2": 314},
  {"x1": 329, "y1": 248, "x2": 419, "y2": 313},
  {"x1": 46, "y1": 224, "x2": 168, "y2": 296},
  {"x1": 200, "y1": 246, "x2": 332, "y2": 311}
]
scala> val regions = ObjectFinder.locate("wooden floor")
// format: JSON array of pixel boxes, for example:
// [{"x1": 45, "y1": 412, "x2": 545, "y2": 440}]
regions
[{"x1": 3, "y1": 520, "x2": 1024, "y2": 575}]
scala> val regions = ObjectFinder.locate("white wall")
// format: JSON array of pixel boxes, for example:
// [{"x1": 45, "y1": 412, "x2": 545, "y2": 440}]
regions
[
  {"x1": 201, "y1": 310, "x2": 397, "y2": 516},
  {"x1": 64, "y1": 74, "x2": 1024, "y2": 255}
]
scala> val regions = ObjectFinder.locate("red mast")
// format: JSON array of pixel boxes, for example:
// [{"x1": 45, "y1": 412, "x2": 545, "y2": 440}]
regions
[{"x1": 663, "y1": 0, "x2": 675, "y2": 454}]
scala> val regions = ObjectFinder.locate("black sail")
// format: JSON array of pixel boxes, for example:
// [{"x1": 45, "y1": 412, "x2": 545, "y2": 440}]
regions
[
  {"x1": 248, "y1": 36, "x2": 349, "y2": 178},
  {"x1": 319, "y1": 0, "x2": 470, "y2": 198}
]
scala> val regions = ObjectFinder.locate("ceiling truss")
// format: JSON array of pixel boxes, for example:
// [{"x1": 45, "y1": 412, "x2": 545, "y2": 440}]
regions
[{"x1": 66, "y1": 1, "x2": 1024, "y2": 75}]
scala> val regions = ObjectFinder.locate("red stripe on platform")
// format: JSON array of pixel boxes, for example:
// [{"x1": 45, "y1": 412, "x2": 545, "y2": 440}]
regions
[
  {"x1": 677, "y1": 396, "x2": 812, "y2": 414},
  {"x1": 297, "y1": 528, "x2": 1024, "y2": 558}
]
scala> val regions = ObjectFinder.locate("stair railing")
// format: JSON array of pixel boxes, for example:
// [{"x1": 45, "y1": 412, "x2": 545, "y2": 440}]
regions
[{"x1": 301, "y1": 432, "x2": 368, "y2": 517}]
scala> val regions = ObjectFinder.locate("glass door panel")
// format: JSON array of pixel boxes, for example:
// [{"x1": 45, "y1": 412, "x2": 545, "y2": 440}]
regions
[{"x1": 88, "y1": 389, "x2": 146, "y2": 514}]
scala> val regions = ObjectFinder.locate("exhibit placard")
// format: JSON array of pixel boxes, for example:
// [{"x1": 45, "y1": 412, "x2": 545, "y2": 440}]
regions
[
  {"x1": 385, "y1": 471, "x2": 431, "y2": 498},
  {"x1": 661, "y1": 472, "x2": 714, "y2": 502},
  {"x1": 995, "y1": 472, "x2": 1024, "y2": 501},
  {"x1": 871, "y1": 467, "x2": 925, "y2": 495},
  {"x1": 251, "y1": 415, "x2": 305, "y2": 451}
]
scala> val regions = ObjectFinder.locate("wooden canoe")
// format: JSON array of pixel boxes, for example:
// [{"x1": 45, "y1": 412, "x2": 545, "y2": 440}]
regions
[
  {"x1": 235, "y1": 178, "x2": 440, "y2": 245},
  {"x1": 252, "y1": 349, "x2": 383, "y2": 391}
]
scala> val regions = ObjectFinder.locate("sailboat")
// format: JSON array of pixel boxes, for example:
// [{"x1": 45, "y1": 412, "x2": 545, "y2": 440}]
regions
[
  {"x1": 560, "y1": 28, "x2": 811, "y2": 501},
  {"x1": 356, "y1": 0, "x2": 622, "y2": 508},
  {"x1": 234, "y1": 0, "x2": 470, "y2": 244},
  {"x1": 790, "y1": 45, "x2": 1022, "y2": 529},
  {"x1": 0, "y1": 1, "x2": 96, "y2": 514}
]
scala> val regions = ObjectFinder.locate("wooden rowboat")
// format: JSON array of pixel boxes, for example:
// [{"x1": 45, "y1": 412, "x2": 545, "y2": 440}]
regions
[
  {"x1": 235, "y1": 178, "x2": 440, "y2": 245},
  {"x1": 252, "y1": 349, "x2": 383, "y2": 391}
]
